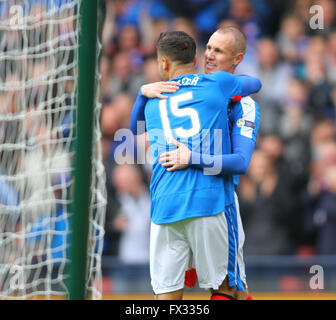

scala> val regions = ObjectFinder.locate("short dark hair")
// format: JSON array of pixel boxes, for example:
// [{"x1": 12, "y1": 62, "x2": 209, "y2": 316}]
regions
[{"x1": 156, "y1": 31, "x2": 196, "y2": 64}]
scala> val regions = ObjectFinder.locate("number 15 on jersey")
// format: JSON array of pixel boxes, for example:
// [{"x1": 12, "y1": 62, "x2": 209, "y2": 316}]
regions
[{"x1": 159, "y1": 92, "x2": 201, "y2": 143}]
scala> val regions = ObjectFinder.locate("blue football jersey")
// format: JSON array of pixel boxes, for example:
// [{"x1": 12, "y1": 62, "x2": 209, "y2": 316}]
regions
[
  {"x1": 144, "y1": 71, "x2": 242, "y2": 224},
  {"x1": 229, "y1": 96, "x2": 260, "y2": 188}
]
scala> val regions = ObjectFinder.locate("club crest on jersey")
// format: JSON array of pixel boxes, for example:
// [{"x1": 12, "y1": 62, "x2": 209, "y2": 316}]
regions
[
  {"x1": 236, "y1": 118, "x2": 245, "y2": 127},
  {"x1": 236, "y1": 118, "x2": 256, "y2": 129}
]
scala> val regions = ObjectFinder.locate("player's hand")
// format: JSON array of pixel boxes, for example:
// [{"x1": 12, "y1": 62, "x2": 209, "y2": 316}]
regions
[
  {"x1": 141, "y1": 81, "x2": 180, "y2": 99},
  {"x1": 159, "y1": 139, "x2": 191, "y2": 171}
]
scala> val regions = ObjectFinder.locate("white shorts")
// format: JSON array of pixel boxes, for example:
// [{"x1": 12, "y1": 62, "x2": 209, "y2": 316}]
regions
[
  {"x1": 235, "y1": 191, "x2": 247, "y2": 287},
  {"x1": 150, "y1": 205, "x2": 245, "y2": 295}
]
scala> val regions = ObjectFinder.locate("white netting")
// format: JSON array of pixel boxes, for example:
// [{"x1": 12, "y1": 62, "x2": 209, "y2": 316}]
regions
[{"x1": 0, "y1": 0, "x2": 106, "y2": 299}]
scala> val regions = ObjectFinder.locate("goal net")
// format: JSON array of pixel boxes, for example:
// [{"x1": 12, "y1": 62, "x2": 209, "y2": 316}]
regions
[{"x1": 0, "y1": 0, "x2": 106, "y2": 299}]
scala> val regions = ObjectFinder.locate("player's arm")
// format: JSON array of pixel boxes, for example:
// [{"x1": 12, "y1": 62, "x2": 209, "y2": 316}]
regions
[
  {"x1": 159, "y1": 136, "x2": 254, "y2": 174},
  {"x1": 129, "y1": 82, "x2": 179, "y2": 135},
  {"x1": 190, "y1": 135, "x2": 255, "y2": 174},
  {"x1": 129, "y1": 87, "x2": 148, "y2": 135},
  {"x1": 135, "y1": 74, "x2": 260, "y2": 102},
  {"x1": 160, "y1": 99, "x2": 260, "y2": 174},
  {"x1": 235, "y1": 74, "x2": 262, "y2": 97},
  {"x1": 215, "y1": 71, "x2": 261, "y2": 103}
]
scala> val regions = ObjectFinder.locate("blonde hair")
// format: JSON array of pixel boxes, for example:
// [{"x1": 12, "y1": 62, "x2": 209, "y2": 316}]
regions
[{"x1": 216, "y1": 26, "x2": 247, "y2": 55}]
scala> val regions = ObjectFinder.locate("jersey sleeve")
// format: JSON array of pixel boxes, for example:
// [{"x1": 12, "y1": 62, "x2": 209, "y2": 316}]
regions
[
  {"x1": 214, "y1": 71, "x2": 242, "y2": 101},
  {"x1": 230, "y1": 97, "x2": 260, "y2": 142},
  {"x1": 189, "y1": 135, "x2": 255, "y2": 175},
  {"x1": 129, "y1": 87, "x2": 148, "y2": 135},
  {"x1": 235, "y1": 74, "x2": 262, "y2": 97},
  {"x1": 187, "y1": 96, "x2": 260, "y2": 176},
  {"x1": 214, "y1": 71, "x2": 262, "y2": 102}
]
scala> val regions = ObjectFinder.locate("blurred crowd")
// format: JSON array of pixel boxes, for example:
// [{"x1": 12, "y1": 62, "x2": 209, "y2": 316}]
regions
[
  {"x1": 0, "y1": 0, "x2": 85, "y2": 293},
  {"x1": 0, "y1": 1, "x2": 77, "y2": 236},
  {"x1": 101, "y1": 0, "x2": 336, "y2": 271},
  {"x1": 0, "y1": 0, "x2": 334, "y2": 294},
  {"x1": 1, "y1": 0, "x2": 334, "y2": 293}
]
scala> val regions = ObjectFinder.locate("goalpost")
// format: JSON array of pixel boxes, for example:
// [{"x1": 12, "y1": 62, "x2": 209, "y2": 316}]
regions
[{"x1": 0, "y1": 0, "x2": 106, "y2": 299}]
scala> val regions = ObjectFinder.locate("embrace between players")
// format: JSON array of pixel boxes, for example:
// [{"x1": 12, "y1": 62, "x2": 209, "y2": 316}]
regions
[{"x1": 129, "y1": 27, "x2": 260, "y2": 300}]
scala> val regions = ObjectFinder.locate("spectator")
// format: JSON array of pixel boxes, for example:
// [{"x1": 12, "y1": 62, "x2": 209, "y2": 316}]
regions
[
  {"x1": 100, "y1": 96, "x2": 123, "y2": 256},
  {"x1": 237, "y1": 37, "x2": 294, "y2": 135},
  {"x1": 110, "y1": 92, "x2": 134, "y2": 129},
  {"x1": 290, "y1": 0, "x2": 313, "y2": 30},
  {"x1": 310, "y1": 118, "x2": 335, "y2": 148},
  {"x1": 142, "y1": 55, "x2": 162, "y2": 84},
  {"x1": 224, "y1": 0, "x2": 263, "y2": 48},
  {"x1": 314, "y1": 165, "x2": 336, "y2": 254},
  {"x1": 158, "y1": 0, "x2": 219, "y2": 43},
  {"x1": 258, "y1": 134, "x2": 285, "y2": 173},
  {"x1": 107, "y1": 51, "x2": 143, "y2": 99},
  {"x1": 110, "y1": 163, "x2": 151, "y2": 291},
  {"x1": 100, "y1": 93, "x2": 135, "y2": 255},
  {"x1": 303, "y1": 41, "x2": 334, "y2": 119},
  {"x1": 112, "y1": 164, "x2": 150, "y2": 265},
  {"x1": 238, "y1": 149, "x2": 297, "y2": 254},
  {"x1": 100, "y1": 54, "x2": 114, "y2": 102},
  {"x1": 302, "y1": 139, "x2": 336, "y2": 252},
  {"x1": 325, "y1": 31, "x2": 336, "y2": 86},
  {"x1": 279, "y1": 78, "x2": 312, "y2": 184},
  {"x1": 108, "y1": 24, "x2": 144, "y2": 72},
  {"x1": 276, "y1": 15, "x2": 309, "y2": 65},
  {"x1": 20, "y1": 118, "x2": 71, "y2": 223}
]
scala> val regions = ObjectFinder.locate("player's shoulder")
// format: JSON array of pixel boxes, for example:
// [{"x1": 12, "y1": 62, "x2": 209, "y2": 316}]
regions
[
  {"x1": 205, "y1": 70, "x2": 234, "y2": 80},
  {"x1": 240, "y1": 96, "x2": 255, "y2": 105},
  {"x1": 240, "y1": 96, "x2": 259, "y2": 110},
  {"x1": 231, "y1": 96, "x2": 259, "y2": 118}
]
